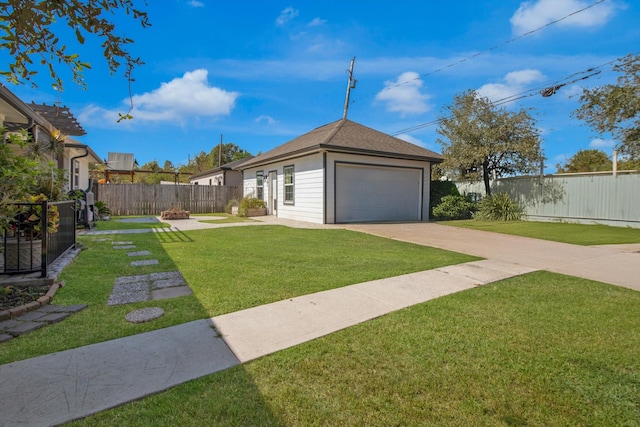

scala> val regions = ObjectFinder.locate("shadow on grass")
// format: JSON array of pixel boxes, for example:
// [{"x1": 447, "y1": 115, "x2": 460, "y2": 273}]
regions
[{"x1": 70, "y1": 364, "x2": 283, "y2": 426}]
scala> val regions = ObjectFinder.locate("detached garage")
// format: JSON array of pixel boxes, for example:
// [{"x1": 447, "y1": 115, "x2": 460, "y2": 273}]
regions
[{"x1": 239, "y1": 119, "x2": 443, "y2": 224}]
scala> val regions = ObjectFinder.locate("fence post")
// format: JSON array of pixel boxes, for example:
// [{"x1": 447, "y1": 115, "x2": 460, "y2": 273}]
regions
[{"x1": 41, "y1": 200, "x2": 47, "y2": 278}]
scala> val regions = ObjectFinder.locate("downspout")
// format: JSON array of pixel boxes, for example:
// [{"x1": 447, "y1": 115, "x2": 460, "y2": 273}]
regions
[{"x1": 69, "y1": 145, "x2": 89, "y2": 191}]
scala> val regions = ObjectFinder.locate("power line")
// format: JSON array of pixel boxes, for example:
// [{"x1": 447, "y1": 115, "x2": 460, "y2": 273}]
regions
[
  {"x1": 375, "y1": 0, "x2": 609, "y2": 97},
  {"x1": 391, "y1": 58, "x2": 621, "y2": 136}
]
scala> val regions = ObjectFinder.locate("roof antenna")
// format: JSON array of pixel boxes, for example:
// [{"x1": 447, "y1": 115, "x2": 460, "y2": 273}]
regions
[{"x1": 342, "y1": 57, "x2": 357, "y2": 120}]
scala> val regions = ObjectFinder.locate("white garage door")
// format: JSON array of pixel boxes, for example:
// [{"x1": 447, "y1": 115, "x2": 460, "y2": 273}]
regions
[{"x1": 335, "y1": 163, "x2": 422, "y2": 223}]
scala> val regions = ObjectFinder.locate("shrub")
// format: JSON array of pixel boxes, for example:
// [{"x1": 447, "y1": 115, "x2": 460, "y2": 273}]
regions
[
  {"x1": 237, "y1": 196, "x2": 266, "y2": 217},
  {"x1": 432, "y1": 195, "x2": 476, "y2": 220},
  {"x1": 474, "y1": 192, "x2": 524, "y2": 221},
  {"x1": 225, "y1": 199, "x2": 239, "y2": 214},
  {"x1": 430, "y1": 180, "x2": 460, "y2": 217}
]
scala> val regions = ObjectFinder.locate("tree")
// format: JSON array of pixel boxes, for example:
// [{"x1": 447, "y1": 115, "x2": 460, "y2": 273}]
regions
[
  {"x1": 187, "y1": 143, "x2": 252, "y2": 174},
  {"x1": 436, "y1": 90, "x2": 543, "y2": 196},
  {"x1": 573, "y1": 54, "x2": 640, "y2": 160},
  {"x1": 556, "y1": 149, "x2": 612, "y2": 173},
  {"x1": 0, "y1": 1, "x2": 150, "y2": 91}
]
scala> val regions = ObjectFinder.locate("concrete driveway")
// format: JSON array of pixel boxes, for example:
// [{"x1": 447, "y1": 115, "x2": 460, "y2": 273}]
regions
[{"x1": 344, "y1": 222, "x2": 640, "y2": 291}]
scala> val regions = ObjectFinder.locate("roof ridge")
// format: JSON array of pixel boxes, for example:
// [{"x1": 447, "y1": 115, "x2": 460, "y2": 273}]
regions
[{"x1": 322, "y1": 118, "x2": 348, "y2": 145}]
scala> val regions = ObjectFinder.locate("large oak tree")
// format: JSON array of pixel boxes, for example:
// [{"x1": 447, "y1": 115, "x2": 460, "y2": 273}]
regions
[
  {"x1": 437, "y1": 90, "x2": 543, "y2": 196},
  {"x1": 573, "y1": 54, "x2": 640, "y2": 160}
]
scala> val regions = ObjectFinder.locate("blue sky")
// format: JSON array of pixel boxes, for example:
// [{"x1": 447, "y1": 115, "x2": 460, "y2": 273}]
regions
[{"x1": 7, "y1": 0, "x2": 639, "y2": 172}]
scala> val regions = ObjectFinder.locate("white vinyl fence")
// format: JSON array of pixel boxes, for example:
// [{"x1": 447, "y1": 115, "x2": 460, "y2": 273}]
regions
[{"x1": 455, "y1": 171, "x2": 640, "y2": 228}]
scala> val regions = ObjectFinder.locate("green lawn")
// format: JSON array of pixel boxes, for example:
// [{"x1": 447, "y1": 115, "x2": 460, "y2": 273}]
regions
[
  {"x1": 4, "y1": 220, "x2": 640, "y2": 425},
  {"x1": 441, "y1": 220, "x2": 640, "y2": 245},
  {"x1": 0, "y1": 225, "x2": 475, "y2": 364},
  {"x1": 70, "y1": 271, "x2": 640, "y2": 426}
]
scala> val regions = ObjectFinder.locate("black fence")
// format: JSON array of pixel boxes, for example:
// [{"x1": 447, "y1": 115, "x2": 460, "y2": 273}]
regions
[{"x1": 2, "y1": 200, "x2": 76, "y2": 277}]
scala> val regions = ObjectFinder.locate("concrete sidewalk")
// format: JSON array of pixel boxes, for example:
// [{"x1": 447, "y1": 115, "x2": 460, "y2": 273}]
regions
[{"x1": 0, "y1": 259, "x2": 534, "y2": 426}]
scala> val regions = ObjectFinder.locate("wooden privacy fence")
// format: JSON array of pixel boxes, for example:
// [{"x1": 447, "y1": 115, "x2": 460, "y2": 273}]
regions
[
  {"x1": 455, "y1": 171, "x2": 640, "y2": 228},
  {"x1": 92, "y1": 183, "x2": 242, "y2": 216}
]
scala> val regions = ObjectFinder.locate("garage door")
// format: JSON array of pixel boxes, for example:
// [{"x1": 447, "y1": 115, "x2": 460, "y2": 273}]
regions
[{"x1": 335, "y1": 163, "x2": 422, "y2": 223}]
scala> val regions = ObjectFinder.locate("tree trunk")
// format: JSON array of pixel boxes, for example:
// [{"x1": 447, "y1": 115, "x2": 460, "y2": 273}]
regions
[{"x1": 483, "y1": 160, "x2": 492, "y2": 196}]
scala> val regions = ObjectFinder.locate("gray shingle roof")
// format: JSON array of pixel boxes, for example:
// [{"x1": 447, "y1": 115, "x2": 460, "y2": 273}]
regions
[{"x1": 240, "y1": 119, "x2": 443, "y2": 169}]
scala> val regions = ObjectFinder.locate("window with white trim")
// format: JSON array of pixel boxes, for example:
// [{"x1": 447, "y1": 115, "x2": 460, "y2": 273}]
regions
[
  {"x1": 283, "y1": 165, "x2": 294, "y2": 204},
  {"x1": 74, "y1": 160, "x2": 80, "y2": 189},
  {"x1": 256, "y1": 171, "x2": 264, "y2": 200}
]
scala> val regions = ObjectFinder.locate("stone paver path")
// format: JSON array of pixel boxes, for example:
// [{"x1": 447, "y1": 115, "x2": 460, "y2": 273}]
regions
[
  {"x1": 107, "y1": 271, "x2": 192, "y2": 306},
  {"x1": 0, "y1": 304, "x2": 87, "y2": 343}
]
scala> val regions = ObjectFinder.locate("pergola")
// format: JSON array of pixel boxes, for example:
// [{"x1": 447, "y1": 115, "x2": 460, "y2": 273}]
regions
[{"x1": 29, "y1": 103, "x2": 86, "y2": 136}]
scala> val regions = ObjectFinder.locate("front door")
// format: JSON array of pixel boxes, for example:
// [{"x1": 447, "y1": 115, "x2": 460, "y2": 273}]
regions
[{"x1": 267, "y1": 171, "x2": 277, "y2": 216}]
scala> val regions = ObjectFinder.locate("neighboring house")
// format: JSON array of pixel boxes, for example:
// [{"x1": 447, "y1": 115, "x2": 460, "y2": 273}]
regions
[
  {"x1": 0, "y1": 83, "x2": 100, "y2": 194},
  {"x1": 190, "y1": 156, "x2": 254, "y2": 186},
  {"x1": 239, "y1": 118, "x2": 444, "y2": 224}
]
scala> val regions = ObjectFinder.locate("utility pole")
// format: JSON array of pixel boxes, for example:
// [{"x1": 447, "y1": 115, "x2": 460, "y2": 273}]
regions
[
  {"x1": 342, "y1": 57, "x2": 357, "y2": 120},
  {"x1": 219, "y1": 134, "x2": 223, "y2": 167}
]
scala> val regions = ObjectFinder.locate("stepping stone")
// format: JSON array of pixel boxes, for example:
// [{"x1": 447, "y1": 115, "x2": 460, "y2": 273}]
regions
[
  {"x1": 127, "y1": 251, "x2": 152, "y2": 257},
  {"x1": 0, "y1": 319, "x2": 22, "y2": 332},
  {"x1": 113, "y1": 245, "x2": 136, "y2": 250},
  {"x1": 131, "y1": 259, "x2": 159, "y2": 267},
  {"x1": 125, "y1": 307, "x2": 165, "y2": 323},
  {"x1": 107, "y1": 281, "x2": 149, "y2": 306},
  {"x1": 5, "y1": 321, "x2": 46, "y2": 336},
  {"x1": 16, "y1": 311, "x2": 48, "y2": 321},
  {"x1": 55, "y1": 304, "x2": 88, "y2": 313},
  {"x1": 115, "y1": 275, "x2": 149, "y2": 285},
  {"x1": 38, "y1": 312, "x2": 71, "y2": 324},
  {"x1": 152, "y1": 278, "x2": 185, "y2": 289},
  {"x1": 152, "y1": 286, "x2": 193, "y2": 301},
  {"x1": 112, "y1": 241, "x2": 134, "y2": 245},
  {"x1": 36, "y1": 304, "x2": 67, "y2": 313},
  {"x1": 150, "y1": 271, "x2": 183, "y2": 281}
]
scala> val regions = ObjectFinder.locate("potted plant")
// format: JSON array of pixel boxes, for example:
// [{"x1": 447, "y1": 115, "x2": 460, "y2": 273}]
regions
[
  {"x1": 238, "y1": 196, "x2": 267, "y2": 217},
  {"x1": 94, "y1": 200, "x2": 111, "y2": 220}
]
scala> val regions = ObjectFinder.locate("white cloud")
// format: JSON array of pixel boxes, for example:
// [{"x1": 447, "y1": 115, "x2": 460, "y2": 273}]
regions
[
  {"x1": 477, "y1": 69, "x2": 545, "y2": 103},
  {"x1": 188, "y1": 1, "x2": 204, "y2": 7},
  {"x1": 255, "y1": 115, "x2": 276, "y2": 124},
  {"x1": 79, "y1": 69, "x2": 238, "y2": 126},
  {"x1": 589, "y1": 138, "x2": 615, "y2": 149},
  {"x1": 276, "y1": 7, "x2": 299, "y2": 26},
  {"x1": 510, "y1": 0, "x2": 618, "y2": 35},
  {"x1": 395, "y1": 133, "x2": 426, "y2": 148},
  {"x1": 308, "y1": 17, "x2": 326, "y2": 27},
  {"x1": 375, "y1": 72, "x2": 432, "y2": 117},
  {"x1": 129, "y1": 69, "x2": 238, "y2": 122}
]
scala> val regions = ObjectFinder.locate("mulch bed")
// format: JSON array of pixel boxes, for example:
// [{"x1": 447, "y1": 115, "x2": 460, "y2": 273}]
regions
[{"x1": 0, "y1": 286, "x2": 48, "y2": 312}]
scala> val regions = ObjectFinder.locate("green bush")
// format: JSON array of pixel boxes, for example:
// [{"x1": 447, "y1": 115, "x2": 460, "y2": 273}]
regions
[
  {"x1": 430, "y1": 180, "x2": 460, "y2": 217},
  {"x1": 225, "y1": 199, "x2": 239, "y2": 214},
  {"x1": 474, "y1": 192, "x2": 524, "y2": 221},
  {"x1": 432, "y1": 195, "x2": 476, "y2": 220},
  {"x1": 237, "y1": 196, "x2": 266, "y2": 217}
]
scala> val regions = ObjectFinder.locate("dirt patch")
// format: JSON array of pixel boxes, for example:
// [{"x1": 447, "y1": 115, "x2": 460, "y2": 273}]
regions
[{"x1": 0, "y1": 286, "x2": 48, "y2": 312}]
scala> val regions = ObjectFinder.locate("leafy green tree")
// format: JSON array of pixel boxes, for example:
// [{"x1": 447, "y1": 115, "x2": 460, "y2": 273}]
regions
[
  {"x1": 437, "y1": 90, "x2": 543, "y2": 196},
  {"x1": 0, "y1": 0, "x2": 150, "y2": 90},
  {"x1": 556, "y1": 149, "x2": 612, "y2": 173},
  {"x1": 573, "y1": 54, "x2": 640, "y2": 160},
  {"x1": 187, "y1": 143, "x2": 253, "y2": 174}
]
